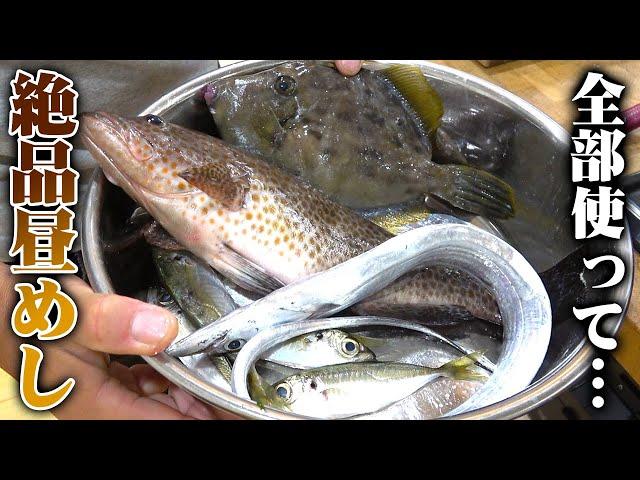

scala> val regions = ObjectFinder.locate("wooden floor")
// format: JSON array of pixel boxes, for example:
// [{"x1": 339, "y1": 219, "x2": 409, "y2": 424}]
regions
[{"x1": 1, "y1": 60, "x2": 638, "y2": 419}]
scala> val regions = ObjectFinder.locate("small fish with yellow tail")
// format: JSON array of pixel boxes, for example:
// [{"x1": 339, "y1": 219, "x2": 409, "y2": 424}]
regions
[{"x1": 249, "y1": 354, "x2": 488, "y2": 419}]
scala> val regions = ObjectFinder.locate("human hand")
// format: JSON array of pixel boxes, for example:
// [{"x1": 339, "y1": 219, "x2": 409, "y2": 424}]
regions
[
  {"x1": 335, "y1": 60, "x2": 363, "y2": 76},
  {"x1": 0, "y1": 264, "x2": 238, "y2": 419}
]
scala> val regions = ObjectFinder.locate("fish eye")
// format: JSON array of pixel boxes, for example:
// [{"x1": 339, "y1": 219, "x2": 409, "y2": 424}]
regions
[
  {"x1": 274, "y1": 75, "x2": 296, "y2": 96},
  {"x1": 315, "y1": 332, "x2": 324, "y2": 340},
  {"x1": 159, "y1": 291, "x2": 172, "y2": 304},
  {"x1": 275, "y1": 383, "x2": 291, "y2": 400},
  {"x1": 226, "y1": 339, "x2": 245, "y2": 351},
  {"x1": 341, "y1": 339, "x2": 359, "y2": 357},
  {"x1": 145, "y1": 114, "x2": 165, "y2": 126}
]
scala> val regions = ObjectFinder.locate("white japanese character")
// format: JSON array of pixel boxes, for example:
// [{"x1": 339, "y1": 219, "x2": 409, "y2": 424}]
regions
[{"x1": 572, "y1": 186, "x2": 625, "y2": 239}]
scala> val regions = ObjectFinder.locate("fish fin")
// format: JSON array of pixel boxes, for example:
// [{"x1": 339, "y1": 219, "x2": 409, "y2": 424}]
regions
[
  {"x1": 439, "y1": 352, "x2": 489, "y2": 382},
  {"x1": 427, "y1": 164, "x2": 515, "y2": 219},
  {"x1": 248, "y1": 366, "x2": 289, "y2": 411},
  {"x1": 102, "y1": 209, "x2": 155, "y2": 254},
  {"x1": 211, "y1": 244, "x2": 284, "y2": 296},
  {"x1": 102, "y1": 228, "x2": 147, "y2": 254},
  {"x1": 127, "y1": 206, "x2": 153, "y2": 227},
  {"x1": 247, "y1": 366, "x2": 269, "y2": 410},
  {"x1": 432, "y1": 127, "x2": 469, "y2": 166},
  {"x1": 180, "y1": 164, "x2": 250, "y2": 211},
  {"x1": 144, "y1": 222, "x2": 184, "y2": 250},
  {"x1": 383, "y1": 64, "x2": 444, "y2": 137}
]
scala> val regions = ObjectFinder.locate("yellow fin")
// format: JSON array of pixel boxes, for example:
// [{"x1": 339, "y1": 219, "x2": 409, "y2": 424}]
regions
[
  {"x1": 439, "y1": 352, "x2": 490, "y2": 382},
  {"x1": 247, "y1": 366, "x2": 288, "y2": 411},
  {"x1": 383, "y1": 64, "x2": 444, "y2": 137}
]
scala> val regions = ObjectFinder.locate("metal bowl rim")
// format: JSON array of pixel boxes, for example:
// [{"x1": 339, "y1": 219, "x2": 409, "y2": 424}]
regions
[{"x1": 81, "y1": 60, "x2": 634, "y2": 419}]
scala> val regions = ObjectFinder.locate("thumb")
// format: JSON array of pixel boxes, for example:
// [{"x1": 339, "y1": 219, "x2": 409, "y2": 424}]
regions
[
  {"x1": 60, "y1": 275, "x2": 178, "y2": 356},
  {"x1": 335, "y1": 60, "x2": 363, "y2": 76}
]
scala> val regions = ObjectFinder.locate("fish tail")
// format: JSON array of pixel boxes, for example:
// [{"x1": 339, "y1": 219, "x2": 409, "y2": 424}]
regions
[
  {"x1": 425, "y1": 164, "x2": 516, "y2": 219},
  {"x1": 438, "y1": 352, "x2": 489, "y2": 382},
  {"x1": 247, "y1": 366, "x2": 289, "y2": 411},
  {"x1": 247, "y1": 366, "x2": 270, "y2": 410}
]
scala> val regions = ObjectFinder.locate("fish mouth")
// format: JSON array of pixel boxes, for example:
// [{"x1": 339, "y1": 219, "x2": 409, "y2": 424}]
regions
[
  {"x1": 80, "y1": 112, "x2": 196, "y2": 200},
  {"x1": 80, "y1": 112, "x2": 144, "y2": 195},
  {"x1": 166, "y1": 327, "x2": 229, "y2": 357},
  {"x1": 81, "y1": 132, "x2": 135, "y2": 192}
]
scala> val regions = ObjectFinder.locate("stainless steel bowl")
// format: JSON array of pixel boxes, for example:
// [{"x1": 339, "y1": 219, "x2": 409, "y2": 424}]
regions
[{"x1": 81, "y1": 60, "x2": 634, "y2": 419}]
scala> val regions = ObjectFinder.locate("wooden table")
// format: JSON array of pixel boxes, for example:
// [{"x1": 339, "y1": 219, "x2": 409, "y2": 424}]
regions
[
  {"x1": 1, "y1": 60, "x2": 638, "y2": 419},
  {"x1": 433, "y1": 60, "x2": 640, "y2": 173}
]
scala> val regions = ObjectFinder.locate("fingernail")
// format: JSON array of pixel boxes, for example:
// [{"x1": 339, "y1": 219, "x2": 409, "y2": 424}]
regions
[{"x1": 131, "y1": 308, "x2": 171, "y2": 346}]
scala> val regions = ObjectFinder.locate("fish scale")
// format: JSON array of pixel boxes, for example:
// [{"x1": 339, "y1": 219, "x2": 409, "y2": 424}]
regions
[
  {"x1": 209, "y1": 62, "x2": 434, "y2": 209},
  {"x1": 81, "y1": 112, "x2": 500, "y2": 323},
  {"x1": 206, "y1": 61, "x2": 515, "y2": 219}
]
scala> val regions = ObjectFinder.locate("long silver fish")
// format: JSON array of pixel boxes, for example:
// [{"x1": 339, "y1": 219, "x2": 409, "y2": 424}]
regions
[
  {"x1": 216, "y1": 223, "x2": 551, "y2": 417},
  {"x1": 151, "y1": 248, "x2": 375, "y2": 370}
]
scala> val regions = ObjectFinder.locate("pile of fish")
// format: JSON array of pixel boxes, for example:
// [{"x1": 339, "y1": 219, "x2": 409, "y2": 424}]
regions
[{"x1": 81, "y1": 61, "x2": 556, "y2": 419}]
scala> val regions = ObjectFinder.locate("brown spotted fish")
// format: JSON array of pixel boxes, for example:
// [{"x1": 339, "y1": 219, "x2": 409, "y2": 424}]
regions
[
  {"x1": 205, "y1": 61, "x2": 514, "y2": 218},
  {"x1": 80, "y1": 113, "x2": 499, "y2": 323}
]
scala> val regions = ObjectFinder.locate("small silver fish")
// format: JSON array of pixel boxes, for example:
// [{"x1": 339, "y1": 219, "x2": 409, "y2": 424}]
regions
[
  {"x1": 152, "y1": 247, "x2": 238, "y2": 328},
  {"x1": 147, "y1": 286, "x2": 233, "y2": 390},
  {"x1": 259, "y1": 355, "x2": 486, "y2": 419},
  {"x1": 347, "y1": 329, "x2": 487, "y2": 419},
  {"x1": 361, "y1": 377, "x2": 483, "y2": 420},
  {"x1": 151, "y1": 284, "x2": 375, "y2": 373},
  {"x1": 262, "y1": 329, "x2": 375, "y2": 369}
]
